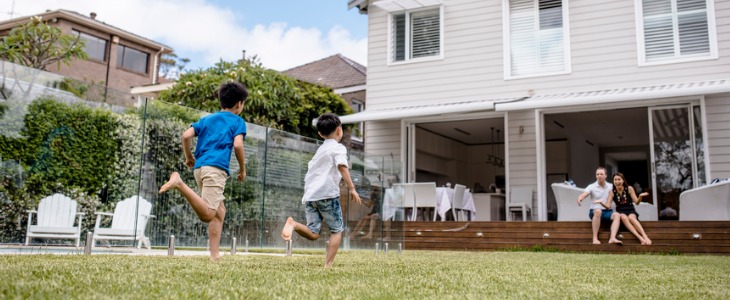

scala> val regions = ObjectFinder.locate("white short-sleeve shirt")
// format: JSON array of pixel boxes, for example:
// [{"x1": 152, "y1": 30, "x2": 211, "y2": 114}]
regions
[
  {"x1": 302, "y1": 139, "x2": 349, "y2": 203},
  {"x1": 584, "y1": 181, "x2": 613, "y2": 210}
]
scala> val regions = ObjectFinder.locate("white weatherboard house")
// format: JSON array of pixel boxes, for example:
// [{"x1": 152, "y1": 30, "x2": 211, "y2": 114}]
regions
[{"x1": 345, "y1": 0, "x2": 730, "y2": 221}]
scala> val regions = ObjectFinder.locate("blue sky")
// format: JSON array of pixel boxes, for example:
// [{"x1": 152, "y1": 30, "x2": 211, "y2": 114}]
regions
[{"x1": 0, "y1": 0, "x2": 368, "y2": 71}]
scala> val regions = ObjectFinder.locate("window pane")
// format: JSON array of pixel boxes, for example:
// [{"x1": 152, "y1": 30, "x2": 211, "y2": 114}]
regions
[
  {"x1": 116, "y1": 46, "x2": 124, "y2": 66},
  {"x1": 510, "y1": 0, "x2": 538, "y2": 75},
  {"x1": 643, "y1": 0, "x2": 672, "y2": 16},
  {"x1": 410, "y1": 9, "x2": 440, "y2": 59},
  {"x1": 644, "y1": 16, "x2": 675, "y2": 60},
  {"x1": 76, "y1": 31, "x2": 107, "y2": 61},
  {"x1": 393, "y1": 14, "x2": 406, "y2": 62},
  {"x1": 118, "y1": 45, "x2": 149, "y2": 74},
  {"x1": 677, "y1": 0, "x2": 706, "y2": 12},
  {"x1": 678, "y1": 12, "x2": 710, "y2": 55},
  {"x1": 539, "y1": 0, "x2": 562, "y2": 29}
]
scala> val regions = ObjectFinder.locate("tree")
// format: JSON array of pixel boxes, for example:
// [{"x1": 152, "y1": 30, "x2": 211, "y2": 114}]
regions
[
  {"x1": 156, "y1": 57, "x2": 353, "y2": 139},
  {"x1": 159, "y1": 52, "x2": 190, "y2": 79},
  {"x1": 0, "y1": 16, "x2": 87, "y2": 70}
]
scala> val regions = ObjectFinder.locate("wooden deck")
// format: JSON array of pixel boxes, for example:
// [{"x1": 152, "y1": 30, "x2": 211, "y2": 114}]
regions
[{"x1": 393, "y1": 221, "x2": 730, "y2": 255}]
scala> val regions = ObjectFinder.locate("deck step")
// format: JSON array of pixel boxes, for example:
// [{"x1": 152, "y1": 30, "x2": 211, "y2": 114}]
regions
[{"x1": 397, "y1": 221, "x2": 730, "y2": 255}]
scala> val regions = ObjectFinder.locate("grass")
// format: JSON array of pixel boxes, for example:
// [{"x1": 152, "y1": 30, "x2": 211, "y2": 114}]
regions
[{"x1": 1, "y1": 250, "x2": 729, "y2": 299}]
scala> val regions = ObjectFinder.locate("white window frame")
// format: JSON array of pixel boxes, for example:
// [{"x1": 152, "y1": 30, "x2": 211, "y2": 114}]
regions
[
  {"x1": 387, "y1": 5, "x2": 444, "y2": 65},
  {"x1": 634, "y1": 0, "x2": 718, "y2": 66},
  {"x1": 502, "y1": 0, "x2": 572, "y2": 80}
]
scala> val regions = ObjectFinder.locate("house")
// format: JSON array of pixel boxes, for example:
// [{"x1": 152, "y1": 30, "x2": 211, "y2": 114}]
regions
[
  {"x1": 284, "y1": 54, "x2": 367, "y2": 150},
  {"x1": 0, "y1": 9, "x2": 173, "y2": 97},
  {"x1": 345, "y1": 0, "x2": 730, "y2": 221}
]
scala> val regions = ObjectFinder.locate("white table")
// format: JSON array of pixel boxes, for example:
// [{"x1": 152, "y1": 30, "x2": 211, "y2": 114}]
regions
[
  {"x1": 382, "y1": 188, "x2": 401, "y2": 221},
  {"x1": 435, "y1": 187, "x2": 476, "y2": 221}
]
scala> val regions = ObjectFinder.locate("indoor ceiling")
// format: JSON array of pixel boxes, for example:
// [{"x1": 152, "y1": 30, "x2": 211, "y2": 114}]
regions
[
  {"x1": 418, "y1": 118, "x2": 505, "y2": 145},
  {"x1": 415, "y1": 107, "x2": 648, "y2": 147}
]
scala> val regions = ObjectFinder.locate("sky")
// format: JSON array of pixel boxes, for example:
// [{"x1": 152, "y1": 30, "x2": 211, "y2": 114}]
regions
[{"x1": 0, "y1": 0, "x2": 368, "y2": 71}]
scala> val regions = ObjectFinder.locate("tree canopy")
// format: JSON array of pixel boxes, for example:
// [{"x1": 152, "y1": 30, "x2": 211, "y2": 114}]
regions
[
  {"x1": 156, "y1": 58, "x2": 353, "y2": 139},
  {"x1": 0, "y1": 16, "x2": 87, "y2": 70}
]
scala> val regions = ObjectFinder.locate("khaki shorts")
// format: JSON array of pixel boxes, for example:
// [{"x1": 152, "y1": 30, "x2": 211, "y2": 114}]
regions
[{"x1": 194, "y1": 166, "x2": 228, "y2": 210}]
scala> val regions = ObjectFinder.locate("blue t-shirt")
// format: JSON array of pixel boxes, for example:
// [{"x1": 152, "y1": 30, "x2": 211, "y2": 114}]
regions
[{"x1": 191, "y1": 111, "x2": 246, "y2": 175}]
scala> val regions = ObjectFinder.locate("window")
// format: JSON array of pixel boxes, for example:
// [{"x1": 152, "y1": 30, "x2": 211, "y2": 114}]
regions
[
  {"x1": 504, "y1": 0, "x2": 570, "y2": 78},
  {"x1": 390, "y1": 7, "x2": 442, "y2": 63},
  {"x1": 637, "y1": 0, "x2": 717, "y2": 65},
  {"x1": 350, "y1": 100, "x2": 364, "y2": 141},
  {"x1": 116, "y1": 45, "x2": 149, "y2": 74},
  {"x1": 73, "y1": 30, "x2": 107, "y2": 62}
]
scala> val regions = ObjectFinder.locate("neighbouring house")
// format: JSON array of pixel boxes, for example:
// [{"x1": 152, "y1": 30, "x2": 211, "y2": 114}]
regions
[
  {"x1": 0, "y1": 9, "x2": 173, "y2": 98},
  {"x1": 345, "y1": 0, "x2": 730, "y2": 221},
  {"x1": 284, "y1": 54, "x2": 367, "y2": 150}
]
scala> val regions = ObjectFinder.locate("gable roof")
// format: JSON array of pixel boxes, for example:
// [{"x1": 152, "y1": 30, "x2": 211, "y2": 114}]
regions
[
  {"x1": 0, "y1": 9, "x2": 173, "y2": 52},
  {"x1": 283, "y1": 54, "x2": 366, "y2": 89}
]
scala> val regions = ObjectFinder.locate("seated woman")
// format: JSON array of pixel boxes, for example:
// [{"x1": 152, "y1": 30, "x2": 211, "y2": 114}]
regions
[{"x1": 609, "y1": 172, "x2": 652, "y2": 245}]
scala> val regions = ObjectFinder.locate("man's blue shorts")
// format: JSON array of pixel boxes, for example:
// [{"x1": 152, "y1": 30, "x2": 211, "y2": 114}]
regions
[
  {"x1": 305, "y1": 197, "x2": 344, "y2": 234},
  {"x1": 588, "y1": 209, "x2": 614, "y2": 221}
]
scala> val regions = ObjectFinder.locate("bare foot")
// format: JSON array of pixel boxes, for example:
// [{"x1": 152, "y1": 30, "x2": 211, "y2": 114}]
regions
[
  {"x1": 282, "y1": 217, "x2": 295, "y2": 241},
  {"x1": 159, "y1": 172, "x2": 182, "y2": 194},
  {"x1": 608, "y1": 239, "x2": 623, "y2": 245},
  {"x1": 644, "y1": 238, "x2": 652, "y2": 245},
  {"x1": 360, "y1": 235, "x2": 372, "y2": 240},
  {"x1": 592, "y1": 239, "x2": 601, "y2": 245}
]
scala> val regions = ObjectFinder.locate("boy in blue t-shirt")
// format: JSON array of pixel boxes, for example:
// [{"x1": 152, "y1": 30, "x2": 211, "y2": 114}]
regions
[{"x1": 159, "y1": 81, "x2": 247, "y2": 261}]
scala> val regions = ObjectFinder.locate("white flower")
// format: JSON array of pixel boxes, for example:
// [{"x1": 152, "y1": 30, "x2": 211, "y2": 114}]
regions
[{"x1": 185, "y1": 81, "x2": 192, "y2": 86}]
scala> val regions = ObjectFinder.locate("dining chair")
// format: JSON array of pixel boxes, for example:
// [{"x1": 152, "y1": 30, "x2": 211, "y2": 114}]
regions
[
  {"x1": 392, "y1": 183, "x2": 416, "y2": 221},
  {"x1": 452, "y1": 184, "x2": 467, "y2": 221},
  {"x1": 412, "y1": 182, "x2": 438, "y2": 221},
  {"x1": 507, "y1": 187, "x2": 533, "y2": 221}
]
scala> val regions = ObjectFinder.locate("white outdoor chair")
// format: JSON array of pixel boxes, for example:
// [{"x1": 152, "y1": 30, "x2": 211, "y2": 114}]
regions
[
  {"x1": 551, "y1": 183, "x2": 590, "y2": 221},
  {"x1": 92, "y1": 196, "x2": 155, "y2": 249},
  {"x1": 452, "y1": 184, "x2": 467, "y2": 221},
  {"x1": 25, "y1": 193, "x2": 84, "y2": 247},
  {"x1": 507, "y1": 187, "x2": 533, "y2": 221},
  {"x1": 390, "y1": 183, "x2": 416, "y2": 221},
  {"x1": 679, "y1": 181, "x2": 730, "y2": 221},
  {"x1": 412, "y1": 182, "x2": 438, "y2": 221},
  {"x1": 635, "y1": 202, "x2": 658, "y2": 221}
]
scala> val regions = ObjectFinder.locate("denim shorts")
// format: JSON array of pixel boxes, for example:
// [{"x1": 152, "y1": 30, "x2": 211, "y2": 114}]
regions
[
  {"x1": 305, "y1": 197, "x2": 344, "y2": 234},
  {"x1": 588, "y1": 209, "x2": 614, "y2": 221}
]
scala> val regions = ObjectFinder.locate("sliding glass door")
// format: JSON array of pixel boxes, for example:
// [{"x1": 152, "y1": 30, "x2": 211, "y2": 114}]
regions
[{"x1": 648, "y1": 105, "x2": 704, "y2": 219}]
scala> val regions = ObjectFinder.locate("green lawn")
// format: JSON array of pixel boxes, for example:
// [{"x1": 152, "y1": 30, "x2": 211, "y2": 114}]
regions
[{"x1": 1, "y1": 250, "x2": 729, "y2": 299}]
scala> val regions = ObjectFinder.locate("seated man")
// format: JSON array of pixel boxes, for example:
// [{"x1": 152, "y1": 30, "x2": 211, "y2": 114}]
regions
[{"x1": 577, "y1": 167, "x2": 623, "y2": 245}]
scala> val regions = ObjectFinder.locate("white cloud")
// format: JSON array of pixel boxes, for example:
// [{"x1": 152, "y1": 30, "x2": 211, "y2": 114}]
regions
[{"x1": 0, "y1": 0, "x2": 367, "y2": 71}]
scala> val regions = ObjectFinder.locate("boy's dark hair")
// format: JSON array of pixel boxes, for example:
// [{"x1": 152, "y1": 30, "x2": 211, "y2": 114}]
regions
[
  {"x1": 316, "y1": 113, "x2": 341, "y2": 136},
  {"x1": 218, "y1": 81, "x2": 248, "y2": 109}
]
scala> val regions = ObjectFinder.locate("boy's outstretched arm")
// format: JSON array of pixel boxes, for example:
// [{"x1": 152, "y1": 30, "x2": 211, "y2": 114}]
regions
[
  {"x1": 338, "y1": 165, "x2": 361, "y2": 205},
  {"x1": 182, "y1": 127, "x2": 196, "y2": 168},
  {"x1": 233, "y1": 134, "x2": 246, "y2": 181}
]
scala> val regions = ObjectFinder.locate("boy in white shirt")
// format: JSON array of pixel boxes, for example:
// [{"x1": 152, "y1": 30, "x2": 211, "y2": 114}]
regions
[{"x1": 281, "y1": 113, "x2": 362, "y2": 268}]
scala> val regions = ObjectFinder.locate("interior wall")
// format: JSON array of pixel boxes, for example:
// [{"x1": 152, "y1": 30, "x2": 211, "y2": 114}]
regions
[
  {"x1": 415, "y1": 127, "x2": 468, "y2": 186},
  {"x1": 467, "y1": 145, "x2": 505, "y2": 191},
  {"x1": 415, "y1": 127, "x2": 506, "y2": 189},
  {"x1": 569, "y1": 137, "x2": 600, "y2": 187}
]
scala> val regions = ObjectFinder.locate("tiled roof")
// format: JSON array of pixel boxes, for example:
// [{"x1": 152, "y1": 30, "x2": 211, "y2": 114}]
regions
[
  {"x1": 283, "y1": 54, "x2": 366, "y2": 89},
  {"x1": 0, "y1": 9, "x2": 173, "y2": 51}
]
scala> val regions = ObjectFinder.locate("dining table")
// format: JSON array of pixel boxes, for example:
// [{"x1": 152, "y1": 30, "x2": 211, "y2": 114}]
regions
[
  {"x1": 381, "y1": 185, "x2": 477, "y2": 221},
  {"x1": 435, "y1": 187, "x2": 476, "y2": 221}
]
